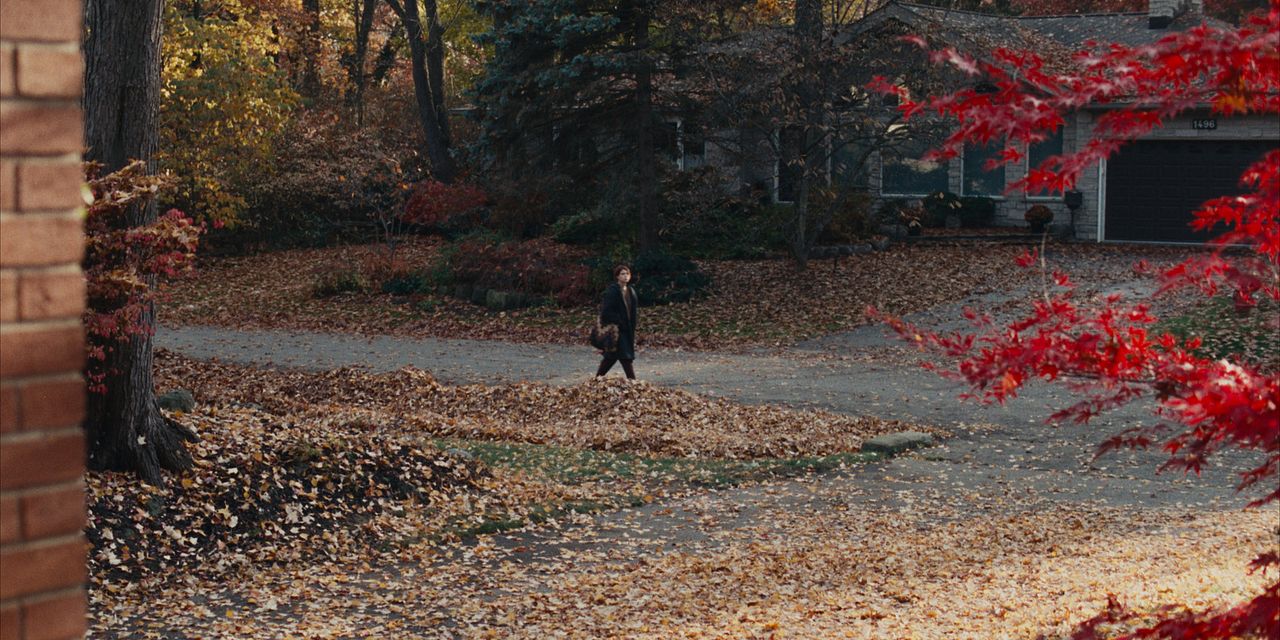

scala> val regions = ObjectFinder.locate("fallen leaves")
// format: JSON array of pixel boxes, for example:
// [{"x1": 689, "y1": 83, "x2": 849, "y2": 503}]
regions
[
  {"x1": 155, "y1": 350, "x2": 939, "y2": 460},
  {"x1": 159, "y1": 239, "x2": 1203, "y2": 352}
]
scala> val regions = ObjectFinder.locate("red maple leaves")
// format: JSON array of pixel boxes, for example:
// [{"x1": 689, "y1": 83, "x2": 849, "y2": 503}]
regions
[{"x1": 871, "y1": 3, "x2": 1280, "y2": 637}]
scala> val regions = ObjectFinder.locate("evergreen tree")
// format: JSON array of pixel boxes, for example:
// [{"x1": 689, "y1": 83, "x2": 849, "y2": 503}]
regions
[{"x1": 473, "y1": 0, "x2": 671, "y2": 249}]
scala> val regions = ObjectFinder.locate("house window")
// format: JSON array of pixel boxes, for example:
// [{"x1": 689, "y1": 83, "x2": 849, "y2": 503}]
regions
[
  {"x1": 682, "y1": 121, "x2": 706, "y2": 169},
  {"x1": 962, "y1": 141, "x2": 1006, "y2": 196},
  {"x1": 658, "y1": 119, "x2": 706, "y2": 171},
  {"x1": 775, "y1": 126, "x2": 804, "y2": 203},
  {"x1": 1026, "y1": 128, "x2": 1064, "y2": 198},
  {"x1": 832, "y1": 142, "x2": 869, "y2": 191},
  {"x1": 880, "y1": 138, "x2": 948, "y2": 196},
  {"x1": 656, "y1": 121, "x2": 680, "y2": 167}
]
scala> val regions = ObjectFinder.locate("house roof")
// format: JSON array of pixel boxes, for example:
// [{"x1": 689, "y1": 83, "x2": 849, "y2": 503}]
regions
[{"x1": 841, "y1": 1, "x2": 1227, "y2": 56}]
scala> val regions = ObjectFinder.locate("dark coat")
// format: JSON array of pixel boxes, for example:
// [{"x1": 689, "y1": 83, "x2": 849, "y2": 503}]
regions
[{"x1": 599, "y1": 282, "x2": 638, "y2": 360}]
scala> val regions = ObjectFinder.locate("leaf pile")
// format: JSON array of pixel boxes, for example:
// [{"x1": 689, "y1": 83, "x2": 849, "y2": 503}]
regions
[
  {"x1": 90, "y1": 490, "x2": 1276, "y2": 638},
  {"x1": 160, "y1": 239, "x2": 1203, "y2": 351},
  {"x1": 86, "y1": 407, "x2": 486, "y2": 586},
  {"x1": 157, "y1": 350, "x2": 939, "y2": 460}
]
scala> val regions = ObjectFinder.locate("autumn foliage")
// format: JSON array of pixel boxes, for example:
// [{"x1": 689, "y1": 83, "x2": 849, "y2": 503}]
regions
[
  {"x1": 441, "y1": 236, "x2": 592, "y2": 306},
  {"x1": 84, "y1": 161, "x2": 202, "y2": 393},
  {"x1": 872, "y1": 2, "x2": 1280, "y2": 637},
  {"x1": 401, "y1": 179, "x2": 489, "y2": 230}
]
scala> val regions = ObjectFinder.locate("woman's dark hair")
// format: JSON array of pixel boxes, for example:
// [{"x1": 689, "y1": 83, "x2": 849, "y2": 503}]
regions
[{"x1": 612, "y1": 264, "x2": 631, "y2": 278}]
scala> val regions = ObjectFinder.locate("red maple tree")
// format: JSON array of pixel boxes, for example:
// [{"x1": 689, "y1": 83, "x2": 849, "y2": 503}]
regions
[{"x1": 871, "y1": 3, "x2": 1279, "y2": 637}]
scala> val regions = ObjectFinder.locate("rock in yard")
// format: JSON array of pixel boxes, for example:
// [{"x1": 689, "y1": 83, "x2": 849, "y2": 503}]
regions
[
  {"x1": 157, "y1": 389, "x2": 196, "y2": 412},
  {"x1": 862, "y1": 431, "x2": 934, "y2": 456},
  {"x1": 444, "y1": 447, "x2": 476, "y2": 462},
  {"x1": 486, "y1": 290, "x2": 510, "y2": 311}
]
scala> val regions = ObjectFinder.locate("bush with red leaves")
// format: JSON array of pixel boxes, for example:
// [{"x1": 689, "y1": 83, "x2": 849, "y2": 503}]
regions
[
  {"x1": 401, "y1": 179, "x2": 488, "y2": 230},
  {"x1": 443, "y1": 237, "x2": 592, "y2": 306},
  {"x1": 84, "y1": 161, "x2": 202, "y2": 394}
]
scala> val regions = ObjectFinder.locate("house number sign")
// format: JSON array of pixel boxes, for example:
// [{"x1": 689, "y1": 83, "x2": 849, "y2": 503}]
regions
[{"x1": 1192, "y1": 118, "x2": 1218, "y2": 130}]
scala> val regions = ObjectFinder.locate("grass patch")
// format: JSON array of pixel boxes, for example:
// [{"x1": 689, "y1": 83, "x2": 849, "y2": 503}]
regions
[
  {"x1": 433, "y1": 437, "x2": 876, "y2": 490},
  {"x1": 1155, "y1": 294, "x2": 1279, "y2": 367},
  {"x1": 428, "y1": 438, "x2": 878, "y2": 542}
]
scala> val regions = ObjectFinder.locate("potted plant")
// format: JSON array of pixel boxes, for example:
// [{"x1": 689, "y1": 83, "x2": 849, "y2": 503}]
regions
[{"x1": 1025, "y1": 205, "x2": 1054, "y2": 234}]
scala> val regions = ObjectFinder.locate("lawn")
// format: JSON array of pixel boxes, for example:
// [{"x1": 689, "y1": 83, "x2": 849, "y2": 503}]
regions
[{"x1": 1155, "y1": 293, "x2": 1280, "y2": 370}]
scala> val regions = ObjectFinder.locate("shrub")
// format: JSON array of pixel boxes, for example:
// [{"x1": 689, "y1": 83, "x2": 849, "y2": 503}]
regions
[
  {"x1": 83, "y1": 161, "x2": 201, "y2": 394},
  {"x1": 380, "y1": 271, "x2": 431, "y2": 296},
  {"x1": 922, "y1": 191, "x2": 962, "y2": 227},
  {"x1": 658, "y1": 169, "x2": 789, "y2": 259},
  {"x1": 483, "y1": 174, "x2": 570, "y2": 238},
  {"x1": 233, "y1": 118, "x2": 415, "y2": 251},
  {"x1": 958, "y1": 196, "x2": 997, "y2": 228},
  {"x1": 550, "y1": 207, "x2": 619, "y2": 246},
  {"x1": 437, "y1": 236, "x2": 592, "y2": 306},
  {"x1": 630, "y1": 250, "x2": 710, "y2": 306},
  {"x1": 874, "y1": 198, "x2": 910, "y2": 224},
  {"x1": 815, "y1": 189, "x2": 876, "y2": 243},
  {"x1": 311, "y1": 268, "x2": 368, "y2": 298},
  {"x1": 402, "y1": 180, "x2": 488, "y2": 232},
  {"x1": 1024, "y1": 204, "x2": 1054, "y2": 225}
]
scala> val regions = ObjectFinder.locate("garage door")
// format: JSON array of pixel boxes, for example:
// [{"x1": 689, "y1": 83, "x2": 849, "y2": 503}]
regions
[{"x1": 1104, "y1": 140, "x2": 1278, "y2": 243}]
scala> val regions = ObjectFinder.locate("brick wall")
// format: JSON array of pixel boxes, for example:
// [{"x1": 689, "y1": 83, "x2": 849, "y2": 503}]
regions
[{"x1": 0, "y1": 0, "x2": 90, "y2": 639}]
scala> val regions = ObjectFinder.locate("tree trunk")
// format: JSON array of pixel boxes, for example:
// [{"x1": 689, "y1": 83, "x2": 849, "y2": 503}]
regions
[
  {"x1": 346, "y1": 0, "x2": 378, "y2": 125},
  {"x1": 301, "y1": 0, "x2": 323, "y2": 98},
  {"x1": 790, "y1": 0, "x2": 824, "y2": 270},
  {"x1": 424, "y1": 0, "x2": 450, "y2": 147},
  {"x1": 388, "y1": 0, "x2": 456, "y2": 182},
  {"x1": 633, "y1": 1, "x2": 658, "y2": 253},
  {"x1": 84, "y1": 0, "x2": 197, "y2": 484}
]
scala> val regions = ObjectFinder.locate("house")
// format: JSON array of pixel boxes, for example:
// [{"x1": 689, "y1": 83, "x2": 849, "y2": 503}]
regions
[{"x1": 714, "y1": 0, "x2": 1280, "y2": 244}]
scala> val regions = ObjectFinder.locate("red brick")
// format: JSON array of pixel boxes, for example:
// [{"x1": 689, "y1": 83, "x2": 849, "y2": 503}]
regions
[
  {"x1": 15, "y1": 48, "x2": 81, "y2": 99},
  {"x1": 17, "y1": 378, "x2": 82, "y2": 431},
  {"x1": 19, "y1": 485, "x2": 82, "y2": 540},
  {"x1": 0, "y1": 539, "x2": 85, "y2": 600},
  {"x1": 0, "y1": 104, "x2": 82, "y2": 156},
  {"x1": 0, "y1": 216, "x2": 82, "y2": 267},
  {"x1": 0, "y1": 161, "x2": 14, "y2": 211},
  {"x1": 0, "y1": 605, "x2": 18, "y2": 640},
  {"x1": 0, "y1": 0, "x2": 82, "y2": 43},
  {"x1": 0, "y1": 325, "x2": 84, "y2": 379},
  {"x1": 0, "y1": 384, "x2": 16, "y2": 432},
  {"x1": 22, "y1": 591, "x2": 86, "y2": 640},
  {"x1": 0, "y1": 271, "x2": 15, "y2": 322},
  {"x1": 0, "y1": 496, "x2": 18, "y2": 544},
  {"x1": 0, "y1": 431, "x2": 83, "y2": 491},
  {"x1": 15, "y1": 164, "x2": 83, "y2": 211},
  {"x1": 18, "y1": 271, "x2": 83, "y2": 320},
  {"x1": 0, "y1": 45, "x2": 14, "y2": 98}
]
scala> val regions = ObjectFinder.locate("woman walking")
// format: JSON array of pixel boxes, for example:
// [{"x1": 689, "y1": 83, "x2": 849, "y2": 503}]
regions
[{"x1": 596, "y1": 264, "x2": 639, "y2": 379}]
